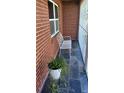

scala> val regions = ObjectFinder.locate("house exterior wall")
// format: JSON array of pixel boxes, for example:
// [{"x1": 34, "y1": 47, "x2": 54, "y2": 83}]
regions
[
  {"x1": 78, "y1": 0, "x2": 88, "y2": 70},
  {"x1": 63, "y1": 1, "x2": 79, "y2": 40},
  {"x1": 36, "y1": 0, "x2": 63, "y2": 92}
]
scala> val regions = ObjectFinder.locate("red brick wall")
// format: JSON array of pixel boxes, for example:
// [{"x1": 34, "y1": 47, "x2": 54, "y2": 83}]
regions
[
  {"x1": 36, "y1": 0, "x2": 63, "y2": 92},
  {"x1": 63, "y1": 1, "x2": 79, "y2": 40}
]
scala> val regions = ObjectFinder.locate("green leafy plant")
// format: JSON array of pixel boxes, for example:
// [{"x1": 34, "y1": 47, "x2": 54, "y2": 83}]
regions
[
  {"x1": 48, "y1": 57, "x2": 68, "y2": 92},
  {"x1": 49, "y1": 80, "x2": 58, "y2": 93},
  {"x1": 48, "y1": 57, "x2": 68, "y2": 76}
]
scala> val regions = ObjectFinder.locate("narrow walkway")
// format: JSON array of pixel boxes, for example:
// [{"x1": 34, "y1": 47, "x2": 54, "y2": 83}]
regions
[{"x1": 42, "y1": 40, "x2": 88, "y2": 93}]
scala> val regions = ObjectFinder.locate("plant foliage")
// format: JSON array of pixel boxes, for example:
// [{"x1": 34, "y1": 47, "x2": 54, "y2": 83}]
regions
[
  {"x1": 48, "y1": 57, "x2": 68, "y2": 76},
  {"x1": 49, "y1": 80, "x2": 58, "y2": 93}
]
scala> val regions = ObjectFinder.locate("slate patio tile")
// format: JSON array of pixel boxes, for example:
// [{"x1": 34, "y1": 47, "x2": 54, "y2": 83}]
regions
[
  {"x1": 69, "y1": 79, "x2": 81, "y2": 93},
  {"x1": 58, "y1": 88, "x2": 68, "y2": 93}
]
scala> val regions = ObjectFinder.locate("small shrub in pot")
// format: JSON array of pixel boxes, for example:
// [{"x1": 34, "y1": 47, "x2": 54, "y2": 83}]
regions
[{"x1": 48, "y1": 57, "x2": 68, "y2": 80}]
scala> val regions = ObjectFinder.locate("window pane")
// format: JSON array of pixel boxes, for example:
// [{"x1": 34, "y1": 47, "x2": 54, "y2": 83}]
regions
[
  {"x1": 48, "y1": 1, "x2": 54, "y2": 19},
  {"x1": 56, "y1": 20, "x2": 59, "y2": 31},
  {"x1": 50, "y1": 21, "x2": 55, "y2": 35},
  {"x1": 55, "y1": 5, "x2": 58, "y2": 18}
]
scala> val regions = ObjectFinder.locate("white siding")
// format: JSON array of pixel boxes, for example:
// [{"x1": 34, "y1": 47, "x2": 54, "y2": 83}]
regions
[{"x1": 78, "y1": 0, "x2": 88, "y2": 69}]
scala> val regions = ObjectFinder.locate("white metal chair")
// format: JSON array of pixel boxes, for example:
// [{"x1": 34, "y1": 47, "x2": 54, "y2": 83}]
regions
[{"x1": 57, "y1": 32, "x2": 72, "y2": 59}]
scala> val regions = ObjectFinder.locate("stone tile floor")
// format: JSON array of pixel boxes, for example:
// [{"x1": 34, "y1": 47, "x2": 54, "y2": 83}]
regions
[{"x1": 41, "y1": 40, "x2": 88, "y2": 93}]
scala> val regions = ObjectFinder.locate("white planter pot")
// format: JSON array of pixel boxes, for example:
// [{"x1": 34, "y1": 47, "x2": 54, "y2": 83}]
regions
[{"x1": 49, "y1": 69, "x2": 61, "y2": 80}]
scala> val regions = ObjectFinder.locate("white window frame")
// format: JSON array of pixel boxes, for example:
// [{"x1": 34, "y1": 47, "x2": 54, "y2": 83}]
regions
[{"x1": 48, "y1": 0, "x2": 59, "y2": 38}]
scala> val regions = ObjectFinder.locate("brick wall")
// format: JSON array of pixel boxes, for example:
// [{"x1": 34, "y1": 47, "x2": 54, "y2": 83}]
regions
[
  {"x1": 36, "y1": 0, "x2": 63, "y2": 93},
  {"x1": 63, "y1": 1, "x2": 79, "y2": 40}
]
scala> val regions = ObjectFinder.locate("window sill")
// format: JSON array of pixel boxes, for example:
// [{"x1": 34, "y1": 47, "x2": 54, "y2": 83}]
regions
[{"x1": 51, "y1": 31, "x2": 59, "y2": 38}]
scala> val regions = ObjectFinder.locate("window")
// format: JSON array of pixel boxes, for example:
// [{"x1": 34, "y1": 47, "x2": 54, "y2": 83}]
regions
[{"x1": 48, "y1": 0, "x2": 59, "y2": 37}]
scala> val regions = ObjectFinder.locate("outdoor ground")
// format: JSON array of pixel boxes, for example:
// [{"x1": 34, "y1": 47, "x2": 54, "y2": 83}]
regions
[{"x1": 41, "y1": 40, "x2": 88, "y2": 93}]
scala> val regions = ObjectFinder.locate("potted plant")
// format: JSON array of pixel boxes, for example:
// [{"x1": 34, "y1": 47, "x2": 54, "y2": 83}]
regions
[{"x1": 48, "y1": 57, "x2": 68, "y2": 80}]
